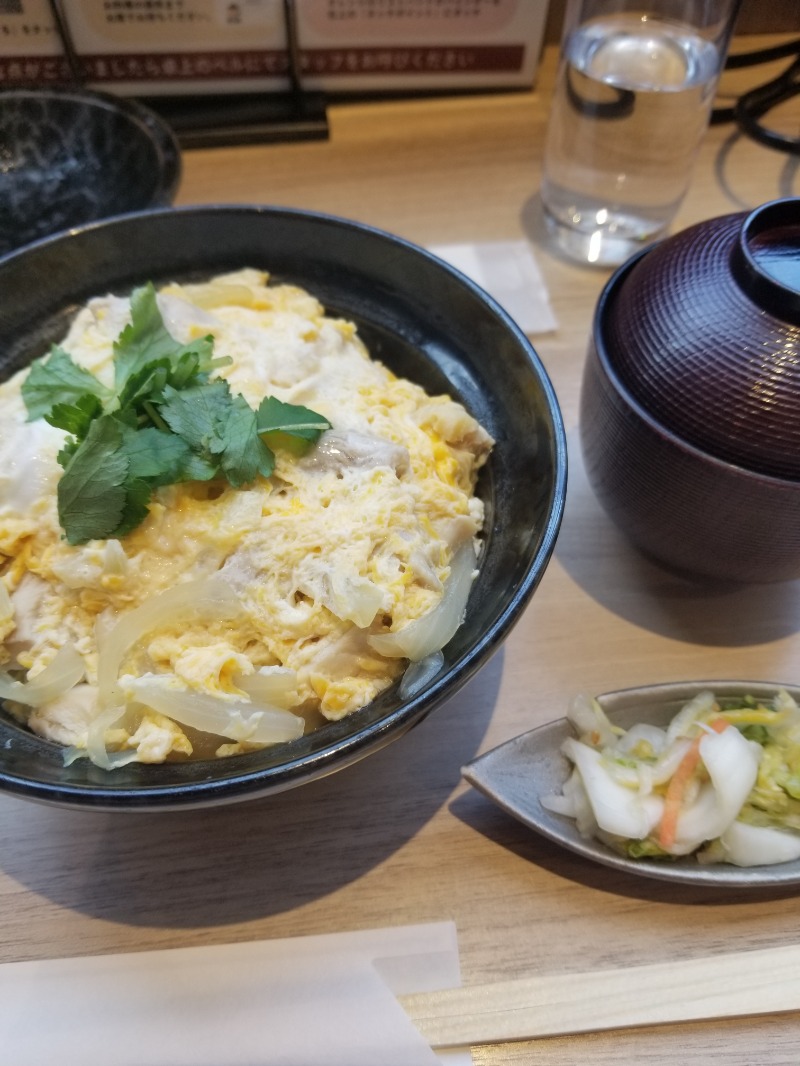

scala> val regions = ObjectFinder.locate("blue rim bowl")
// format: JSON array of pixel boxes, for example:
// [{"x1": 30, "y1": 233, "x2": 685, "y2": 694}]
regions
[{"x1": 0, "y1": 205, "x2": 566, "y2": 809}]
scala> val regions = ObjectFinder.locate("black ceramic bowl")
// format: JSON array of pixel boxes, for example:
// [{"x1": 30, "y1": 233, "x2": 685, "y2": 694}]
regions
[
  {"x1": 0, "y1": 87, "x2": 180, "y2": 256},
  {"x1": 581, "y1": 199, "x2": 800, "y2": 583},
  {"x1": 0, "y1": 205, "x2": 567, "y2": 809}
]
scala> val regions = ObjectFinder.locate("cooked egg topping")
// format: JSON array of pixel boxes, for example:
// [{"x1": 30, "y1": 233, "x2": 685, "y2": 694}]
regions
[{"x1": 0, "y1": 270, "x2": 492, "y2": 765}]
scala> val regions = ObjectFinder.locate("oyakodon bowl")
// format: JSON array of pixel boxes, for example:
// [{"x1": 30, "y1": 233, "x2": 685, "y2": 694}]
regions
[
  {"x1": 580, "y1": 198, "x2": 800, "y2": 583},
  {"x1": 0, "y1": 87, "x2": 180, "y2": 257},
  {"x1": 0, "y1": 206, "x2": 566, "y2": 809}
]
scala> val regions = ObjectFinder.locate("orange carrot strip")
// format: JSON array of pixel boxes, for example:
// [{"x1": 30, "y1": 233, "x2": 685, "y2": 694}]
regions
[
  {"x1": 657, "y1": 717, "x2": 730, "y2": 849},
  {"x1": 659, "y1": 737, "x2": 702, "y2": 849}
]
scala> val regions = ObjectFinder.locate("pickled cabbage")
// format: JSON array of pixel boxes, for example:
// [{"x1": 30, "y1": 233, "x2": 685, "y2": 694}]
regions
[{"x1": 542, "y1": 690, "x2": 800, "y2": 867}]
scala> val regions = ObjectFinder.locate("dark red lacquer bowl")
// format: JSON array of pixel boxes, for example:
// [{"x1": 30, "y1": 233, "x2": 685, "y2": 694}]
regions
[{"x1": 580, "y1": 198, "x2": 800, "y2": 583}]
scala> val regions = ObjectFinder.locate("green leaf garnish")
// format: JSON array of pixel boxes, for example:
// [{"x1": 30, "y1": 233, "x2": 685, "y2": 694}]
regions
[
  {"x1": 23, "y1": 284, "x2": 331, "y2": 544},
  {"x1": 256, "y1": 395, "x2": 332, "y2": 441},
  {"x1": 22, "y1": 347, "x2": 111, "y2": 420},
  {"x1": 56, "y1": 416, "x2": 132, "y2": 544}
]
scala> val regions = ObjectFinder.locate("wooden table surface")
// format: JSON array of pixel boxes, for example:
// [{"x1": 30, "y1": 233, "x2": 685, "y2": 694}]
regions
[{"x1": 3, "y1": 40, "x2": 800, "y2": 1066}]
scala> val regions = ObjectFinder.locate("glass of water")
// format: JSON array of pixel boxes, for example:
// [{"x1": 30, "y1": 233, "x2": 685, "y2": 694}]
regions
[{"x1": 541, "y1": 0, "x2": 741, "y2": 266}]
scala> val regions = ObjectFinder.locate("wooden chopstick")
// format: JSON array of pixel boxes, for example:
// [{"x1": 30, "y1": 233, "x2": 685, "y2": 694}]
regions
[{"x1": 398, "y1": 943, "x2": 800, "y2": 1049}]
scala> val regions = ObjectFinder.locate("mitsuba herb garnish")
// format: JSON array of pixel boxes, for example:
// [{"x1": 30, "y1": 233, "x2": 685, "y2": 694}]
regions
[{"x1": 21, "y1": 283, "x2": 330, "y2": 545}]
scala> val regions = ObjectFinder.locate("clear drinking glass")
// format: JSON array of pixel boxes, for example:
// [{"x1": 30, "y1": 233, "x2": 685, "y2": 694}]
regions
[{"x1": 541, "y1": 0, "x2": 742, "y2": 266}]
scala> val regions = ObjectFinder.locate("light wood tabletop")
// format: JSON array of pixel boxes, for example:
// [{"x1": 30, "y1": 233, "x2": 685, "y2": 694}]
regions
[{"x1": 2, "y1": 38, "x2": 800, "y2": 1066}]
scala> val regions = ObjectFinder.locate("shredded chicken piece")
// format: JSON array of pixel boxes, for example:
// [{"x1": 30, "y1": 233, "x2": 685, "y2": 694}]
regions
[{"x1": 301, "y1": 429, "x2": 410, "y2": 477}]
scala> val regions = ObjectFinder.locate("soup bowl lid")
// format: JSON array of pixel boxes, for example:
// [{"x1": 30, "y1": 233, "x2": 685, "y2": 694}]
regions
[{"x1": 601, "y1": 198, "x2": 800, "y2": 481}]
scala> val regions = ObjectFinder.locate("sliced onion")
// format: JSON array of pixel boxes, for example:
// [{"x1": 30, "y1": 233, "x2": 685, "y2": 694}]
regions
[
  {"x1": 399, "y1": 650, "x2": 444, "y2": 700},
  {"x1": 300, "y1": 567, "x2": 385, "y2": 630},
  {"x1": 236, "y1": 666, "x2": 298, "y2": 709},
  {"x1": 97, "y1": 576, "x2": 245, "y2": 704},
  {"x1": 86, "y1": 704, "x2": 139, "y2": 771},
  {"x1": 167, "y1": 282, "x2": 256, "y2": 309},
  {"x1": 63, "y1": 704, "x2": 140, "y2": 771},
  {"x1": 330, "y1": 574, "x2": 385, "y2": 630},
  {"x1": 0, "y1": 644, "x2": 85, "y2": 708},
  {"x1": 122, "y1": 676, "x2": 304, "y2": 745},
  {"x1": 368, "y1": 540, "x2": 476, "y2": 662}
]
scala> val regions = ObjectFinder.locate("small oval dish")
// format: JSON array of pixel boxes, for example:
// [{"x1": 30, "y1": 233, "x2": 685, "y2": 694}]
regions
[{"x1": 463, "y1": 681, "x2": 800, "y2": 888}]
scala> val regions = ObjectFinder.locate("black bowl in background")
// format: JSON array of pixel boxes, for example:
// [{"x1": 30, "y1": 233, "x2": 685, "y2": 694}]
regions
[
  {"x1": 0, "y1": 87, "x2": 181, "y2": 257},
  {"x1": 0, "y1": 205, "x2": 567, "y2": 810}
]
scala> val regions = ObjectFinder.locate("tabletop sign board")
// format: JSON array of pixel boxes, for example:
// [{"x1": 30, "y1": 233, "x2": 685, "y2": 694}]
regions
[{"x1": 0, "y1": 0, "x2": 549, "y2": 95}]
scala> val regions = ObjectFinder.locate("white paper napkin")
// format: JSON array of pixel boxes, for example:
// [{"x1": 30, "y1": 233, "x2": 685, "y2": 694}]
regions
[
  {"x1": 429, "y1": 240, "x2": 558, "y2": 334},
  {"x1": 0, "y1": 922, "x2": 468, "y2": 1066}
]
